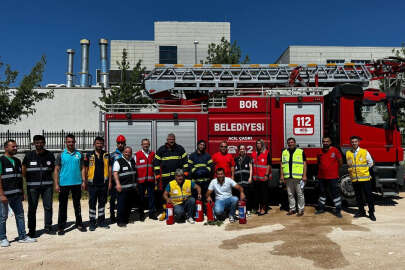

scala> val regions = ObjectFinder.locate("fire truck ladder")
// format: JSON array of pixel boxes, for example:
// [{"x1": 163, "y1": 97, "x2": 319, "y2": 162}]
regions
[{"x1": 145, "y1": 63, "x2": 372, "y2": 95}]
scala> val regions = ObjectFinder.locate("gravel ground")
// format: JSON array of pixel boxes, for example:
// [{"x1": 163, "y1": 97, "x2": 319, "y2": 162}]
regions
[{"x1": 1, "y1": 194, "x2": 405, "y2": 270}]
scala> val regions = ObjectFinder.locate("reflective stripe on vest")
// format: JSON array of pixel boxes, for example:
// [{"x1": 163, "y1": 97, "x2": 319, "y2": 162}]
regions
[
  {"x1": 282, "y1": 148, "x2": 304, "y2": 179},
  {"x1": 87, "y1": 152, "x2": 109, "y2": 183},
  {"x1": 4, "y1": 189, "x2": 22, "y2": 195},
  {"x1": 27, "y1": 181, "x2": 54, "y2": 186},
  {"x1": 169, "y1": 179, "x2": 192, "y2": 205},
  {"x1": 1, "y1": 173, "x2": 22, "y2": 179},
  {"x1": 26, "y1": 167, "x2": 52, "y2": 172},
  {"x1": 346, "y1": 149, "x2": 371, "y2": 182}
]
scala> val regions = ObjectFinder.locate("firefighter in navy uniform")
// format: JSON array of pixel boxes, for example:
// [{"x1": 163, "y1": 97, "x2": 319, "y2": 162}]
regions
[
  {"x1": 188, "y1": 140, "x2": 213, "y2": 205},
  {"x1": 109, "y1": 134, "x2": 126, "y2": 224},
  {"x1": 154, "y1": 133, "x2": 189, "y2": 220},
  {"x1": 22, "y1": 135, "x2": 55, "y2": 237},
  {"x1": 84, "y1": 137, "x2": 111, "y2": 231},
  {"x1": 112, "y1": 146, "x2": 137, "y2": 227}
]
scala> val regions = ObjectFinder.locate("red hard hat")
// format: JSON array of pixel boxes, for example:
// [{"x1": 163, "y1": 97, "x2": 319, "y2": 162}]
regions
[{"x1": 116, "y1": 135, "x2": 126, "y2": 143}]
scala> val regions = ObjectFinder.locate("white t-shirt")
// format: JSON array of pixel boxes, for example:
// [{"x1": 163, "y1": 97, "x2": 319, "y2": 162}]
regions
[
  {"x1": 113, "y1": 158, "x2": 133, "y2": 172},
  {"x1": 208, "y1": 177, "x2": 237, "y2": 201}
]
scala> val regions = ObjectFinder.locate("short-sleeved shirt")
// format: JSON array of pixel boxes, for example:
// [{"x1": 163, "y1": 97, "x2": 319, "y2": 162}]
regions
[
  {"x1": 318, "y1": 146, "x2": 342, "y2": 179},
  {"x1": 0, "y1": 156, "x2": 14, "y2": 172},
  {"x1": 208, "y1": 177, "x2": 237, "y2": 201},
  {"x1": 56, "y1": 149, "x2": 83, "y2": 186},
  {"x1": 287, "y1": 148, "x2": 306, "y2": 179},
  {"x1": 165, "y1": 180, "x2": 196, "y2": 192},
  {"x1": 113, "y1": 158, "x2": 133, "y2": 172},
  {"x1": 212, "y1": 152, "x2": 235, "y2": 178}
]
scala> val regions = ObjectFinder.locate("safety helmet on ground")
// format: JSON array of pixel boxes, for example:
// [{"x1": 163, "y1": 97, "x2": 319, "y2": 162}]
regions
[{"x1": 116, "y1": 135, "x2": 126, "y2": 143}]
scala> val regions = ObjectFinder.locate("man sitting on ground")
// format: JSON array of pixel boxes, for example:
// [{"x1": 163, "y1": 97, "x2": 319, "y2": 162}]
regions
[
  {"x1": 206, "y1": 167, "x2": 245, "y2": 223},
  {"x1": 163, "y1": 169, "x2": 201, "y2": 224}
]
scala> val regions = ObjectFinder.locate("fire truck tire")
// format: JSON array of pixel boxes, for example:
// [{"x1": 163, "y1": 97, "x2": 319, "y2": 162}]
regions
[{"x1": 339, "y1": 165, "x2": 357, "y2": 207}]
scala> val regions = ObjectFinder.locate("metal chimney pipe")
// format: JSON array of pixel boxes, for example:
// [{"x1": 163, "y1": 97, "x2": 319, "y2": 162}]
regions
[
  {"x1": 99, "y1": 38, "x2": 109, "y2": 88},
  {"x1": 66, "y1": 49, "x2": 75, "y2": 87},
  {"x1": 80, "y1": 39, "x2": 90, "y2": 87}
]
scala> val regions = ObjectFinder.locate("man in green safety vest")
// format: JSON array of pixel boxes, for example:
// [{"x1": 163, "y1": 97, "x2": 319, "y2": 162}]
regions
[{"x1": 280, "y1": 137, "x2": 307, "y2": 216}]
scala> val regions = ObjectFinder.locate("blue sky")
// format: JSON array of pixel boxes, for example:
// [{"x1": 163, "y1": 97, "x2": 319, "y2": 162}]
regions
[{"x1": 1, "y1": 0, "x2": 404, "y2": 85}]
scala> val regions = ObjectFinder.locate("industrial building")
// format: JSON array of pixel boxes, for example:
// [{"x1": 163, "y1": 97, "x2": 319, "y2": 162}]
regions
[
  {"x1": 275, "y1": 45, "x2": 401, "y2": 65},
  {"x1": 110, "y1": 21, "x2": 231, "y2": 71}
]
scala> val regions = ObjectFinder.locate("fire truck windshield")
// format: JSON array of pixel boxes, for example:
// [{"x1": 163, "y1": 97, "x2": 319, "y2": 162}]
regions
[{"x1": 354, "y1": 100, "x2": 389, "y2": 128}]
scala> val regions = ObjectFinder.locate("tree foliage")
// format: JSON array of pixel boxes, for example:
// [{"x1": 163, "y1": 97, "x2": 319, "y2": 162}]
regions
[
  {"x1": 204, "y1": 37, "x2": 250, "y2": 64},
  {"x1": 94, "y1": 49, "x2": 151, "y2": 111},
  {"x1": 0, "y1": 56, "x2": 53, "y2": 125}
]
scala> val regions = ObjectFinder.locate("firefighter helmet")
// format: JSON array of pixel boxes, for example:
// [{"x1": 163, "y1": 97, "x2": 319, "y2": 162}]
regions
[{"x1": 116, "y1": 135, "x2": 126, "y2": 143}]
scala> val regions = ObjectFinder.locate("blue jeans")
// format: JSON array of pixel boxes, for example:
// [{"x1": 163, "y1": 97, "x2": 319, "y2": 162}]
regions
[
  {"x1": 0, "y1": 194, "x2": 27, "y2": 240},
  {"x1": 174, "y1": 197, "x2": 195, "y2": 222},
  {"x1": 214, "y1": 196, "x2": 238, "y2": 218}
]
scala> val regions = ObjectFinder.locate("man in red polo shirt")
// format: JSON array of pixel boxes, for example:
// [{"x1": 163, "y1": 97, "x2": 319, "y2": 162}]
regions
[
  {"x1": 212, "y1": 141, "x2": 235, "y2": 179},
  {"x1": 315, "y1": 137, "x2": 343, "y2": 218}
]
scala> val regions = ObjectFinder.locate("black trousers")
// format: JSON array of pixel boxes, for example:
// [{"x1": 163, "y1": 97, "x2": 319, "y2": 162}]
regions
[
  {"x1": 138, "y1": 182, "x2": 156, "y2": 215},
  {"x1": 117, "y1": 189, "x2": 136, "y2": 224},
  {"x1": 109, "y1": 188, "x2": 117, "y2": 218},
  {"x1": 88, "y1": 184, "x2": 108, "y2": 225},
  {"x1": 27, "y1": 185, "x2": 53, "y2": 232},
  {"x1": 253, "y1": 181, "x2": 268, "y2": 210},
  {"x1": 318, "y1": 179, "x2": 342, "y2": 210},
  {"x1": 353, "y1": 181, "x2": 375, "y2": 213},
  {"x1": 58, "y1": 185, "x2": 83, "y2": 230}
]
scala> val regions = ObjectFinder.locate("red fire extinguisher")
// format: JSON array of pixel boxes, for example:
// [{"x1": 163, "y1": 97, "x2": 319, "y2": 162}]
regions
[
  {"x1": 166, "y1": 202, "x2": 174, "y2": 225},
  {"x1": 195, "y1": 200, "x2": 204, "y2": 222},
  {"x1": 206, "y1": 201, "x2": 215, "y2": 221},
  {"x1": 238, "y1": 200, "x2": 247, "y2": 224}
]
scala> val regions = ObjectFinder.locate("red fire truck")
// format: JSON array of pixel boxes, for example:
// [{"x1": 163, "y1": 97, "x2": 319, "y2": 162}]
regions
[{"x1": 103, "y1": 60, "x2": 405, "y2": 203}]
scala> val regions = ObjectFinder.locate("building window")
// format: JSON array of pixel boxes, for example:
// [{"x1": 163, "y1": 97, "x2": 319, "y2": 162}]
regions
[
  {"x1": 159, "y1": 46, "x2": 177, "y2": 64},
  {"x1": 326, "y1": 59, "x2": 345, "y2": 64},
  {"x1": 351, "y1": 59, "x2": 371, "y2": 64}
]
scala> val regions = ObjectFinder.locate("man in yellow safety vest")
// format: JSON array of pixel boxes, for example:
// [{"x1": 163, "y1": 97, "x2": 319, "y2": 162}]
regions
[
  {"x1": 280, "y1": 137, "x2": 307, "y2": 216},
  {"x1": 346, "y1": 136, "x2": 375, "y2": 221}
]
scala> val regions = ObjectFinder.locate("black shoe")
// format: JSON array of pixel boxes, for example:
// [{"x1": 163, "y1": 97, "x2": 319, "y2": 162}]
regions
[
  {"x1": 369, "y1": 212, "x2": 376, "y2": 221},
  {"x1": 110, "y1": 215, "x2": 116, "y2": 224},
  {"x1": 57, "y1": 230, "x2": 65, "y2": 236},
  {"x1": 44, "y1": 227, "x2": 56, "y2": 235},
  {"x1": 98, "y1": 222, "x2": 110, "y2": 229},
  {"x1": 27, "y1": 231, "x2": 36, "y2": 238},
  {"x1": 89, "y1": 224, "x2": 96, "y2": 231},
  {"x1": 149, "y1": 213, "x2": 158, "y2": 220},
  {"x1": 286, "y1": 210, "x2": 296, "y2": 216},
  {"x1": 315, "y1": 209, "x2": 325, "y2": 215},
  {"x1": 117, "y1": 223, "x2": 127, "y2": 227},
  {"x1": 335, "y1": 212, "x2": 343, "y2": 218},
  {"x1": 77, "y1": 225, "x2": 87, "y2": 232},
  {"x1": 354, "y1": 211, "x2": 366, "y2": 218}
]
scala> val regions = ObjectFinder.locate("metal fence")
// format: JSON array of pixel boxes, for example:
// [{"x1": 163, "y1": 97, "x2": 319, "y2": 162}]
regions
[{"x1": 0, "y1": 130, "x2": 103, "y2": 152}]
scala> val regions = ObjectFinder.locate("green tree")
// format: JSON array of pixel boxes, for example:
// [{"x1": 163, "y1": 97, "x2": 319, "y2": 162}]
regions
[
  {"x1": 94, "y1": 49, "x2": 151, "y2": 111},
  {"x1": 0, "y1": 56, "x2": 53, "y2": 125},
  {"x1": 204, "y1": 37, "x2": 250, "y2": 64}
]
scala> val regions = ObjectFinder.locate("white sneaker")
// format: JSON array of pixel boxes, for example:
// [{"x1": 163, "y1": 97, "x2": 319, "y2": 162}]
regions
[
  {"x1": 247, "y1": 211, "x2": 251, "y2": 217},
  {"x1": 187, "y1": 217, "x2": 195, "y2": 224},
  {"x1": 18, "y1": 236, "x2": 37, "y2": 243},
  {"x1": 229, "y1": 216, "x2": 235, "y2": 223},
  {"x1": 1, "y1": 239, "x2": 10, "y2": 247}
]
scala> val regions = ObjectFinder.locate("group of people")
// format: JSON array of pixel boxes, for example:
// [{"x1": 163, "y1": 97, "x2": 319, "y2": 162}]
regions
[{"x1": 0, "y1": 132, "x2": 376, "y2": 248}]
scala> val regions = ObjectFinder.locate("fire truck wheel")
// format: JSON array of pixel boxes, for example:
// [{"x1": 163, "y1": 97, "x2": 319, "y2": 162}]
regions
[{"x1": 339, "y1": 165, "x2": 357, "y2": 207}]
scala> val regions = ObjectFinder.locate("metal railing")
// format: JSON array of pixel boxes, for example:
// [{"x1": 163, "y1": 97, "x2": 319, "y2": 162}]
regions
[{"x1": 0, "y1": 130, "x2": 103, "y2": 152}]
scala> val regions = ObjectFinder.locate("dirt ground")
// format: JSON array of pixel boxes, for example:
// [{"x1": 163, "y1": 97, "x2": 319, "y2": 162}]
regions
[{"x1": 1, "y1": 194, "x2": 405, "y2": 270}]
